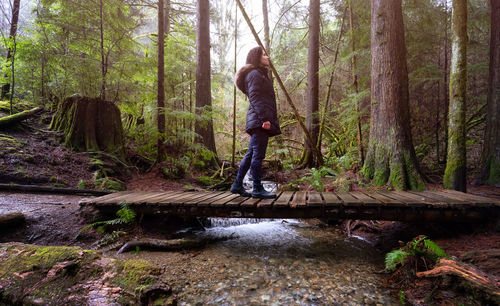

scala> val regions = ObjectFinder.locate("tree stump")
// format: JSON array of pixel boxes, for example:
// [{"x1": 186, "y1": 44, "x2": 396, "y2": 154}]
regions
[{"x1": 49, "y1": 95, "x2": 124, "y2": 156}]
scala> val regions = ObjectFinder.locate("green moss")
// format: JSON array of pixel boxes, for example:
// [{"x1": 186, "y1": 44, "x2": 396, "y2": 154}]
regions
[
  {"x1": 195, "y1": 176, "x2": 213, "y2": 187},
  {"x1": 388, "y1": 163, "x2": 405, "y2": 191},
  {"x1": 113, "y1": 259, "x2": 160, "y2": 295},
  {"x1": 487, "y1": 159, "x2": 500, "y2": 186}
]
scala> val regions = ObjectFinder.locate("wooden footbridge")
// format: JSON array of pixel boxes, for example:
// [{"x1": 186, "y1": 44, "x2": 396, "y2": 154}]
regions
[{"x1": 80, "y1": 189, "x2": 500, "y2": 222}]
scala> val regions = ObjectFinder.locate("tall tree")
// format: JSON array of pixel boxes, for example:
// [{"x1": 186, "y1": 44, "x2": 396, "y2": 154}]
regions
[
  {"x1": 262, "y1": 0, "x2": 272, "y2": 80},
  {"x1": 195, "y1": 0, "x2": 218, "y2": 163},
  {"x1": 157, "y1": 0, "x2": 166, "y2": 161},
  {"x1": 444, "y1": 0, "x2": 467, "y2": 191},
  {"x1": 476, "y1": 0, "x2": 500, "y2": 186},
  {"x1": 1, "y1": 0, "x2": 21, "y2": 101},
  {"x1": 303, "y1": 0, "x2": 321, "y2": 167},
  {"x1": 362, "y1": 0, "x2": 424, "y2": 190},
  {"x1": 349, "y1": 0, "x2": 364, "y2": 166}
]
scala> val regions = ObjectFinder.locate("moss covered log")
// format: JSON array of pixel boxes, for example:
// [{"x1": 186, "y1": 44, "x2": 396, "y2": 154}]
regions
[
  {"x1": 49, "y1": 95, "x2": 124, "y2": 157},
  {"x1": 0, "y1": 107, "x2": 42, "y2": 129},
  {"x1": 0, "y1": 243, "x2": 171, "y2": 305}
]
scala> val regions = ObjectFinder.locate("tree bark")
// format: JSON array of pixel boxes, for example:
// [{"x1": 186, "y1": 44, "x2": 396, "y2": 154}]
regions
[
  {"x1": 476, "y1": 0, "x2": 500, "y2": 186},
  {"x1": 157, "y1": 0, "x2": 166, "y2": 162},
  {"x1": 1, "y1": 0, "x2": 21, "y2": 101},
  {"x1": 99, "y1": 0, "x2": 106, "y2": 101},
  {"x1": 303, "y1": 0, "x2": 321, "y2": 168},
  {"x1": 444, "y1": 0, "x2": 467, "y2": 191},
  {"x1": 362, "y1": 0, "x2": 424, "y2": 190},
  {"x1": 232, "y1": 3, "x2": 237, "y2": 167},
  {"x1": 262, "y1": 0, "x2": 272, "y2": 81},
  {"x1": 349, "y1": 0, "x2": 364, "y2": 166},
  {"x1": 195, "y1": 0, "x2": 218, "y2": 165}
]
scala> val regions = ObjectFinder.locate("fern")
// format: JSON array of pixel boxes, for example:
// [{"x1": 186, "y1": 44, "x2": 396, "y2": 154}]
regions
[
  {"x1": 385, "y1": 236, "x2": 448, "y2": 272},
  {"x1": 77, "y1": 202, "x2": 136, "y2": 238},
  {"x1": 385, "y1": 249, "x2": 409, "y2": 272}
]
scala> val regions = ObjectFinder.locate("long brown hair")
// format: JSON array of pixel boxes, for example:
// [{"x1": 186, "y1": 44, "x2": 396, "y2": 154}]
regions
[{"x1": 245, "y1": 46, "x2": 264, "y2": 66}]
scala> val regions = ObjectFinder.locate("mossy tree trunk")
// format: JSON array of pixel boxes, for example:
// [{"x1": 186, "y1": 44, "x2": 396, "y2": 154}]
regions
[
  {"x1": 157, "y1": 0, "x2": 166, "y2": 162},
  {"x1": 362, "y1": 0, "x2": 425, "y2": 191},
  {"x1": 444, "y1": 0, "x2": 467, "y2": 191},
  {"x1": 476, "y1": 0, "x2": 500, "y2": 187},
  {"x1": 49, "y1": 95, "x2": 125, "y2": 157}
]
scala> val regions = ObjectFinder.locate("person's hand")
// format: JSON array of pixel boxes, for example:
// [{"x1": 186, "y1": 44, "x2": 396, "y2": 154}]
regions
[{"x1": 262, "y1": 121, "x2": 271, "y2": 130}]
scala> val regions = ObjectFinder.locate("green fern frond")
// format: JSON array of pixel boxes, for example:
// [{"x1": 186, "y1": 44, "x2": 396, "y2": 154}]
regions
[
  {"x1": 423, "y1": 239, "x2": 448, "y2": 258},
  {"x1": 385, "y1": 249, "x2": 409, "y2": 271}
]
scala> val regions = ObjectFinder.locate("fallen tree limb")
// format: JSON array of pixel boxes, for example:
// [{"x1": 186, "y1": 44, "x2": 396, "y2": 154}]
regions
[
  {"x1": 417, "y1": 258, "x2": 500, "y2": 303},
  {"x1": 0, "y1": 107, "x2": 42, "y2": 128},
  {"x1": 117, "y1": 236, "x2": 235, "y2": 254},
  {"x1": 0, "y1": 212, "x2": 25, "y2": 228},
  {"x1": 0, "y1": 183, "x2": 111, "y2": 196}
]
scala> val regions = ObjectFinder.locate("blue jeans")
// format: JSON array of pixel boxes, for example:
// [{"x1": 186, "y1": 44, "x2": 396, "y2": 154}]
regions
[{"x1": 234, "y1": 128, "x2": 269, "y2": 186}]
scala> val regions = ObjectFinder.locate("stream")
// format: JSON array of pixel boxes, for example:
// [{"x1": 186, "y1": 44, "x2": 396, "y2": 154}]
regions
[
  {"x1": 122, "y1": 218, "x2": 398, "y2": 305},
  {"x1": 1, "y1": 191, "x2": 398, "y2": 305}
]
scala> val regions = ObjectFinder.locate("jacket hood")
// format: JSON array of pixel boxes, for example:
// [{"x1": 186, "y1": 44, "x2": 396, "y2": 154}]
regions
[{"x1": 234, "y1": 64, "x2": 257, "y2": 94}]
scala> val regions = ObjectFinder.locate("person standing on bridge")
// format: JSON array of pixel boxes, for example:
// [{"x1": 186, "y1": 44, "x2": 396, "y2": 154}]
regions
[{"x1": 230, "y1": 46, "x2": 281, "y2": 199}]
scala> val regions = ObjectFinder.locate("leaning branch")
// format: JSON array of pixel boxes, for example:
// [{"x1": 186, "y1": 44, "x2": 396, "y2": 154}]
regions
[{"x1": 235, "y1": 0, "x2": 323, "y2": 165}]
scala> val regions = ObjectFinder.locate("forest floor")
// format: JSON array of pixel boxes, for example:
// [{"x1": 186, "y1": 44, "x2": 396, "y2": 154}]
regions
[{"x1": 0, "y1": 110, "x2": 499, "y2": 304}]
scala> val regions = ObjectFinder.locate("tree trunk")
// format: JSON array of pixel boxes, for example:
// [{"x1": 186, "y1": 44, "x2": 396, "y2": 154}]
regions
[
  {"x1": 262, "y1": 0, "x2": 272, "y2": 81},
  {"x1": 349, "y1": 0, "x2": 364, "y2": 166},
  {"x1": 476, "y1": 0, "x2": 500, "y2": 186},
  {"x1": 232, "y1": 2, "x2": 238, "y2": 167},
  {"x1": 444, "y1": 0, "x2": 467, "y2": 191},
  {"x1": 1, "y1": 0, "x2": 21, "y2": 100},
  {"x1": 157, "y1": 0, "x2": 166, "y2": 162},
  {"x1": 362, "y1": 0, "x2": 424, "y2": 190},
  {"x1": 303, "y1": 0, "x2": 321, "y2": 168},
  {"x1": 99, "y1": 0, "x2": 106, "y2": 101},
  {"x1": 195, "y1": 0, "x2": 218, "y2": 165}
]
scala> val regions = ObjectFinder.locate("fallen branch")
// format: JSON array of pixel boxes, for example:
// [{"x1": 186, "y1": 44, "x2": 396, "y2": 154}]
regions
[
  {"x1": 117, "y1": 235, "x2": 235, "y2": 254},
  {"x1": 0, "y1": 183, "x2": 110, "y2": 196},
  {"x1": 0, "y1": 107, "x2": 42, "y2": 129},
  {"x1": 417, "y1": 258, "x2": 500, "y2": 303}
]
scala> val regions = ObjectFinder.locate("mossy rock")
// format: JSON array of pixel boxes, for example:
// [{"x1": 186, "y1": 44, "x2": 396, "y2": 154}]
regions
[
  {"x1": 0, "y1": 243, "x2": 171, "y2": 305},
  {"x1": 333, "y1": 177, "x2": 353, "y2": 193}
]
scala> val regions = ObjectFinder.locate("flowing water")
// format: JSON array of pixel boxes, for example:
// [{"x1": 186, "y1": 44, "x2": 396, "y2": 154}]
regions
[{"x1": 138, "y1": 218, "x2": 398, "y2": 305}]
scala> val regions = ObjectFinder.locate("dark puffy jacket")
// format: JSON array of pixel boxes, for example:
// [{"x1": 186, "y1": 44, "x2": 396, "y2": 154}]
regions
[{"x1": 235, "y1": 65, "x2": 281, "y2": 137}]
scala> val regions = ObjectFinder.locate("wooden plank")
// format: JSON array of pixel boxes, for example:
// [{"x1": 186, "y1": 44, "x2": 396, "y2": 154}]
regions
[
  {"x1": 211, "y1": 193, "x2": 241, "y2": 207},
  {"x1": 99, "y1": 191, "x2": 153, "y2": 204},
  {"x1": 225, "y1": 195, "x2": 249, "y2": 207},
  {"x1": 393, "y1": 191, "x2": 447, "y2": 208},
  {"x1": 410, "y1": 191, "x2": 471, "y2": 208},
  {"x1": 322, "y1": 192, "x2": 342, "y2": 207},
  {"x1": 366, "y1": 192, "x2": 402, "y2": 205},
  {"x1": 336, "y1": 193, "x2": 363, "y2": 206},
  {"x1": 442, "y1": 190, "x2": 500, "y2": 207},
  {"x1": 241, "y1": 197, "x2": 261, "y2": 208},
  {"x1": 290, "y1": 191, "x2": 307, "y2": 208},
  {"x1": 198, "y1": 192, "x2": 234, "y2": 206},
  {"x1": 87, "y1": 191, "x2": 134, "y2": 203},
  {"x1": 257, "y1": 192, "x2": 281, "y2": 208},
  {"x1": 349, "y1": 192, "x2": 381, "y2": 206},
  {"x1": 377, "y1": 191, "x2": 418, "y2": 207},
  {"x1": 146, "y1": 191, "x2": 187, "y2": 203},
  {"x1": 183, "y1": 192, "x2": 224, "y2": 206},
  {"x1": 124, "y1": 191, "x2": 176, "y2": 204},
  {"x1": 307, "y1": 191, "x2": 323, "y2": 207},
  {"x1": 273, "y1": 191, "x2": 294, "y2": 208}
]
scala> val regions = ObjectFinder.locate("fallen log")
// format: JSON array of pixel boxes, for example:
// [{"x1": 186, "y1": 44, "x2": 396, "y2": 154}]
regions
[
  {"x1": 0, "y1": 183, "x2": 111, "y2": 196},
  {"x1": 117, "y1": 236, "x2": 235, "y2": 254},
  {"x1": 417, "y1": 258, "x2": 500, "y2": 303},
  {"x1": 0, "y1": 212, "x2": 25, "y2": 228},
  {"x1": 0, "y1": 107, "x2": 42, "y2": 128}
]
